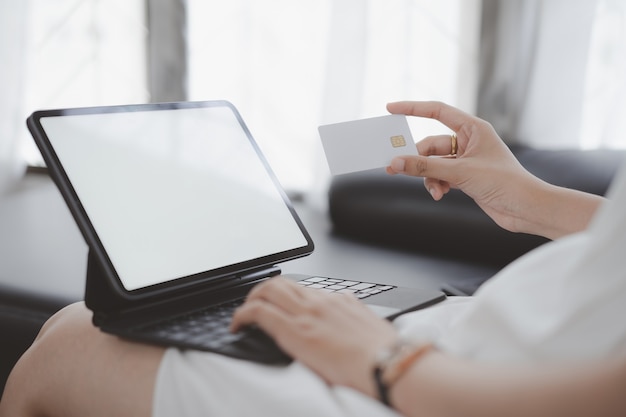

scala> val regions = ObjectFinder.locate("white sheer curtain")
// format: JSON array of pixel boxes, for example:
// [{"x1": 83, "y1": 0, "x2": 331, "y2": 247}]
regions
[
  {"x1": 187, "y1": 0, "x2": 482, "y2": 196},
  {"x1": 5, "y1": 1, "x2": 624, "y2": 199},
  {"x1": 0, "y1": 1, "x2": 28, "y2": 195},
  {"x1": 478, "y1": 0, "x2": 626, "y2": 150},
  {"x1": 4, "y1": 0, "x2": 481, "y2": 199},
  {"x1": 580, "y1": 0, "x2": 626, "y2": 149},
  {"x1": 516, "y1": 0, "x2": 597, "y2": 149},
  {"x1": 3, "y1": 0, "x2": 148, "y2": 170}
]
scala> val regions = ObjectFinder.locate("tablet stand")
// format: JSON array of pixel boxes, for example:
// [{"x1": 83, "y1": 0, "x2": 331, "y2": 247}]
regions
[{"x1": 84, "y1": 249, "x2": 132, "y2": 325}]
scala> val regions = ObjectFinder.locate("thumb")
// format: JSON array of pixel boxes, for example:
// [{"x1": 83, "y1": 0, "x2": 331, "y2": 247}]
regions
[{"x1": 389, "y1": 155, "x2": 456, "y2": 184}]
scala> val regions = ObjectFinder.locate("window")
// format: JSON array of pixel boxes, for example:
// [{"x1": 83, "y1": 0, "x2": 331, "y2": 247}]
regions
[
  {"x1": 187, "y1": 0, "x2": 480, "y2": 191},
  {"x1": 580, "y1": 0, "x2": 626, "y2": 149},
  {"x1": 5, "y1": 0, "x2": 480, "y2": 193},
  {"x1": 16, "y1": 0, "x2": 148, "y2": 165}
]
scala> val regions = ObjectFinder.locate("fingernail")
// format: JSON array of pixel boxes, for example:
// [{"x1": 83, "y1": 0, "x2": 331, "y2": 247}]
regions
[
  {"x1": 391, "y1": 158, "x2": 405, "y2": 172},
  {"x1": 428, "y1": 188, "x2": 436, "y2": 199}
]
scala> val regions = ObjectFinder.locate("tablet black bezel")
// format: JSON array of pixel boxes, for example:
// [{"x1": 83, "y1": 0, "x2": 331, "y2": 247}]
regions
[{"x1": 27, "y1": 100, "x2": 314, "y2": 301}]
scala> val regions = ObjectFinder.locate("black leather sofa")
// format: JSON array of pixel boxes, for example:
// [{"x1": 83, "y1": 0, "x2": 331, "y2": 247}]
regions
[{"x1": 329, "y1": 145, "x2": 625, "y2": 273}]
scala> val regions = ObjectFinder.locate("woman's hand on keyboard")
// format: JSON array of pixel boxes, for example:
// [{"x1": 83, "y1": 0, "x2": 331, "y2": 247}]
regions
[{"x1": 230, "y1": 276, "x2": 397, "y2": 398}]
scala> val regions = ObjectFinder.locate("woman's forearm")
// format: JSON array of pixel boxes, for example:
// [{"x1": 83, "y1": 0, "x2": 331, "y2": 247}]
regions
[
  {"x1": 517, "y1": 180, "x2": 605, "y2": 240},
  {"x1": 390, "y1": 351, "x2": 626, "y2": 417}
]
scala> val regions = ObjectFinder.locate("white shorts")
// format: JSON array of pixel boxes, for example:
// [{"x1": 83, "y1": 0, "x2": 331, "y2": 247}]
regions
[{"x1": 152, "y1": 297, "x2": 472, "y2": 417}]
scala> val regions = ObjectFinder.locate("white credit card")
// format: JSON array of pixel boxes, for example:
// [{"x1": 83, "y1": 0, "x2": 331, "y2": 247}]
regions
[{"x1": 318, "y1": 114, "x2": 417, "y2": 176}]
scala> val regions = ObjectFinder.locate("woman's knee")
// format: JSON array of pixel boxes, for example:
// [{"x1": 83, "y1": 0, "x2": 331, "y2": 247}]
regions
[
  {"x1": 0, "y1": 302, "x2": 96, "y2": 415},
  {"x1": 2, "y1": 302, "x2": 164, "y2": 417},
  {"x1": 35, "y1": 301, "x2": 94, "y2": 343},
  {"x1": 8, "y1": 301, "x2": 95, "y2": 383},
  {"x1": 22, "y1": 301, "x2": 108, "y2": 387}
]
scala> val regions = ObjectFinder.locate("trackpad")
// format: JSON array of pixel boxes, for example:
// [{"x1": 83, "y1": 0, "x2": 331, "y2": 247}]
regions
[{"x1": 366, "y1": 304, "x2": 401, "y2": 318}]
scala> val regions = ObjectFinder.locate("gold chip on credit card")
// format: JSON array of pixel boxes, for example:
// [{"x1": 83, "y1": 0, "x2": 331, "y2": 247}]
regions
[{"x1": 390, "y1": 135, "x2": 406, "y2": 148}]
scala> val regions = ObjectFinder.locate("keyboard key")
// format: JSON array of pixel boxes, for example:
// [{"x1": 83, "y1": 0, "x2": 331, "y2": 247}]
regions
[
  {"x1": 307, "y1": 283, "x2": 326, "y2": 289},
  {"x1": 351, "y1": 283, "x2": 375, "y2": 291},
  {"x1": 326, "y1": 284, "x2": 347, "y2": 290}
]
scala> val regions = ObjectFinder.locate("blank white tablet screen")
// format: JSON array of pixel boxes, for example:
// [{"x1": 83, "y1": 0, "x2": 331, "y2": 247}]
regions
[{"x1": 41, "y1": 105, "x2": 309, "y2": 291}]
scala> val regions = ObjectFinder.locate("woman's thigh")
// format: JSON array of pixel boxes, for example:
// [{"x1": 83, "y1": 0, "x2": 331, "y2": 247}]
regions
[{"x1": 0, "y1": 302, "x2": 166, "y2": 417}]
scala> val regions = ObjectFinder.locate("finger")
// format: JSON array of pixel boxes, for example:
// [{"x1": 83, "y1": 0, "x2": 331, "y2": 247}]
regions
[
  {"x1": 246, "y1": 276, "x2": 298, "y2": 300},
  {"x1": 417, "y1": 134, "x2": 459, "y2": 157},
  {"x1": 388, "y1": 154, "x2": 459, "y2": 185},
  {"x1": 245, "y1": 276, "x2": 309, "y2": 315},
  {"x1": 230, "y1": 298, "x2": 294, "y2": 336},
  {"x1": 386, "y1": 101, "x2": 471, "y2": 133},
  {"x1": 424, "y1": 177, "x2": 451, "y2": 201}
]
